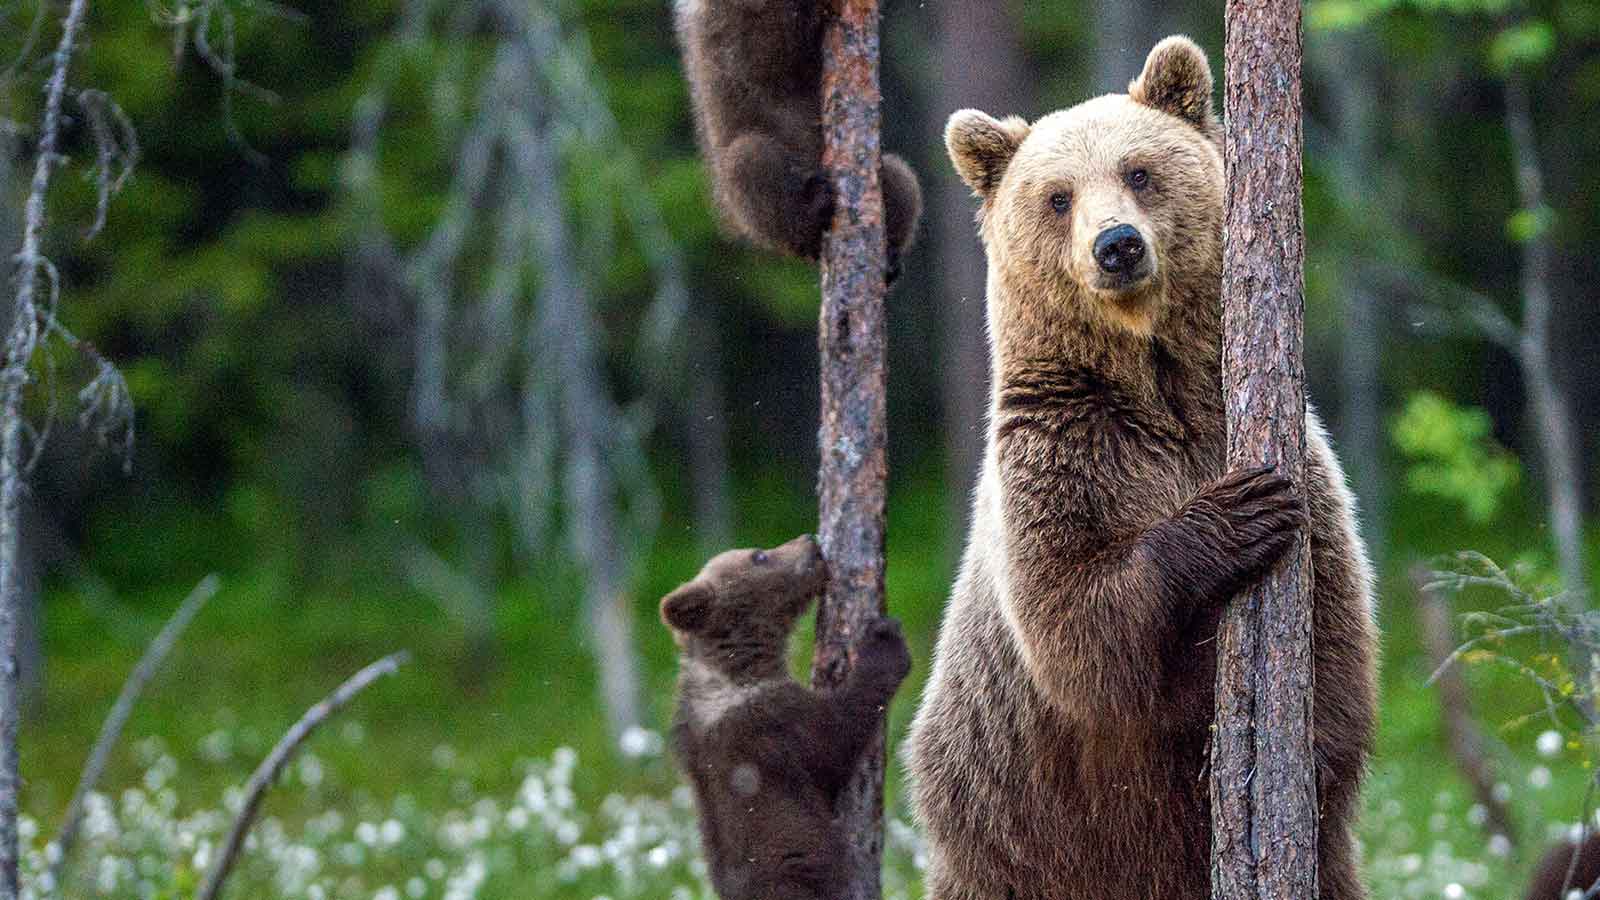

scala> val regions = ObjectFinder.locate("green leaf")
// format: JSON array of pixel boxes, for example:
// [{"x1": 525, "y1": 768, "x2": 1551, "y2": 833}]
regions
[
  {"x1": 1506, "y1": 204, "x2": 1554, "y2": 243},
  {"x1": 1489, "y1": 20, "x2": 1555, "y2": 72},
  {"x1": 1392, "y1": 391, "x2": 1522, "y2": 523}
]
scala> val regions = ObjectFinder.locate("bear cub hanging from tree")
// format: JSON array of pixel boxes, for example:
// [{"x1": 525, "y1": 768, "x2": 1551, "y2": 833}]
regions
[
  {"x1": 661, "y1": 534, "x2": 911, "y2": 900},
  {"x1": 673, "y1": 0, "x2": 923, "y2": 277}
]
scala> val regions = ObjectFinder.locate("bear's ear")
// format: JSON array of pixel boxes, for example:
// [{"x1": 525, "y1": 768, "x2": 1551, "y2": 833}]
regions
[
  {"x1": 945, "y1": 109, "x2": 1030, "y2": 198},
  {"x1": 1128, "y1": 36, "x2": 1214, "y2": 131},
  {"x1": 660, "y1": 581, "x2": 713, "y2": 633}
]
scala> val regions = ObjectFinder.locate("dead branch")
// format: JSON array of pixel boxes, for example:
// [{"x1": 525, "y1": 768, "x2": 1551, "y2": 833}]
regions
[
  {"x1": 1, "y1": 2, "x2": 93, "y2": 893},
  {"x1": 196, "y1": 651, "x2": 409, "y2": 900},
  {"x1": 51, "y1": 575, "x2": 221, "y2": 883}
]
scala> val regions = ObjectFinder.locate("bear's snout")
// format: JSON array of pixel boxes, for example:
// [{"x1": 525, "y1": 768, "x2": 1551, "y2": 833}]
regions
[{"x1": 1092, "y1": 224, "x2": 1147, "y2": 277}]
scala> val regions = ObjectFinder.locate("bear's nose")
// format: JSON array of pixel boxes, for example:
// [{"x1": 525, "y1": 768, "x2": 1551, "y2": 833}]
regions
[{"x1": 1093, "y1": 224, "x2": 1146, "y2": 274}]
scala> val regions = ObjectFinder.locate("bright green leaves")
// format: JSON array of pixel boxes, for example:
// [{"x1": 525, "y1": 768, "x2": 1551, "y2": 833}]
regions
[
  {"x1": 1488, "y1": 18, "x2": 1556, "y2": 72},
  {"x1": 1392, "y1": 391, "x2": 1521, "y2": 523}
]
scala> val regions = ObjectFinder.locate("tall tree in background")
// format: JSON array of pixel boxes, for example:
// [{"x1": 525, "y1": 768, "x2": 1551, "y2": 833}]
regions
[
  {"x1": 1093, "y1": 0, "x2": 1171, "y2": 91},
  {"x1": 1307, "y1": 27, "x2": 1389, "y2": 566},
  {"x1": 345, "y1": 0, "x2": 707, "y2": 734},
  {"x1": 932, "y1": 0, "x2": 1025, "y2": 527},
  {"x1": 811, "y1": 0, "x2": 891, "y2": 896},
  {"x1": 1209, "y1": 3, "x2": 1319, "y2": 899}
]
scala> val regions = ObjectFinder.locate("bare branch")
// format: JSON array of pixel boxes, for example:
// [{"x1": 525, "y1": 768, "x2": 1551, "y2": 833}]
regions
[
  {"x1": 196, "y1": 651, "x2": 410, "y2": 900},
  {"x1": 50, "y1": 575, "x2": 221, "y2": 883},
  {"x1": 77, "y1": 89, "x2": 140, "y2": 241}
]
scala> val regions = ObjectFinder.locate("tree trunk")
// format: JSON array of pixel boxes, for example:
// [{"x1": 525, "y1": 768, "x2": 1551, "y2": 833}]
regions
[
  {"x1": 1093, "y1": 0, "x2": 1170, "y2": 91},
  {"x1": 810, "y1": 1, "x2": 890, "y2": 897},
  {"x1": 1308, "y1": 28, "x2": 1388, "y2": 568},
  {"x1": 686, "y1": 326, "x2": 733, "y2": 553},
  {"x1": 1210, "y1": 5, "x2": 1318, "y2": 900},
  {"x1": 516, "y1": 42, "x2": 643, "y2": 740},
  {"x1": 932, "y1": 0, "x2": 1023, "y2": 538},
  {"x1": 1503, "y1": 74, "x2": 1590, "y2": 609}
]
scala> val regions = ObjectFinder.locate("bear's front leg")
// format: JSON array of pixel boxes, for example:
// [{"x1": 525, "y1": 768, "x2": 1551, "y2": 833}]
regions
[
  {"x1": 798, "y1": 618, "x2": 910, "y2": 791},
  {"x1": 719, "y1": 131, "x2": 833, "y2": 259}
]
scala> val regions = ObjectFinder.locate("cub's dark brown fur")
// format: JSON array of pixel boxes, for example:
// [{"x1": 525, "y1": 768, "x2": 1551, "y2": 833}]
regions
[
  {"x1": 662, "y1": 535, "x2": 911, "y2": 900},
  {"x1": 673, "y1": 0, "x2": 922, "y2": 273},
  {"x1": 905, "y1": 37, "x2": 1379, "y2": 899},
  {"x1": 1526, "y1": 834, "x2": 1600, "y2": 900}
]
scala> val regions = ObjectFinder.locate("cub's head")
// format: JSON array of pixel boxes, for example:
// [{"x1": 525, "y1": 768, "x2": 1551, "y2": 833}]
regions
[
  {"x1": 947, "y1": 36, "x2": 1222, "y2": 338},
  {"x1": 660, "y1": 534, "x2": 827, "y2": 677}
]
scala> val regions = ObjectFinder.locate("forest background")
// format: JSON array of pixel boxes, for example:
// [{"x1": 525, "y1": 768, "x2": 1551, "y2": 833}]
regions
[{"x1": 6, "y1": 0, "x2": 1600, "y2": 897}]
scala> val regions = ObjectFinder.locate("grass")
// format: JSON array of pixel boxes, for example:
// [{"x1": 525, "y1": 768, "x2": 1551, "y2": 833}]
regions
[{"x1": 23, "y1": 465, "x2": 1600, "y2": 898}]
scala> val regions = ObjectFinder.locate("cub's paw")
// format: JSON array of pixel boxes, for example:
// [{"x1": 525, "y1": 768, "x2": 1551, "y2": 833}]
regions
[
  {"x1": 885, "y1": 246, "x2": 903, "y2": 286},
  {"x1": 858, "y1": 617, "x2": 912, "y2": 687},
  {"x1": 802, "y1": 171, "x2": 836, "y2": 242},
  {"x1": 1187, "y1": 465, "x2": 1306, "y2": 589}
]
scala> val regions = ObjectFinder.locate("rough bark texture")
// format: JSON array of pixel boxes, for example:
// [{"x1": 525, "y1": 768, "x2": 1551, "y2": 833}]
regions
[
  {"x1": 1210, "y1": 4, "x2": 1318, "y2": 899},
  {"x1": 932, "y1": 0, "x2": 1023, "y2": 537},
  {"x1": 810, "y1": 1, "x2": 889, "y2": 897},
  {"x1": 1411, "y1": 566, "x2": 1519, "y2": 850}
]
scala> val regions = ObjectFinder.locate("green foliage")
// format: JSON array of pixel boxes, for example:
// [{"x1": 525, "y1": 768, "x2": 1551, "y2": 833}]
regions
[
  {"x1": 1392, "y1": 391, "x2": 1521, "y2": 523},
  {"x1": 1505, "y1": 203, "x2": 1554, "y2": 243},
  {"x1": 1488, "y1": 18, "x2": 1556, "y2": 70}
]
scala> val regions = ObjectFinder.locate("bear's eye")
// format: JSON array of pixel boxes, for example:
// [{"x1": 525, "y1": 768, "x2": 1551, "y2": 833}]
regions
[
  {"x1": 752, "y1": 550, "x2": 769, "y2": 565},
  {"x1": 1125, "y1": 169, "x2": 1150, "y2": 191},
  {"x1": 1049, "y1": 192, "x2": 1071, "y2": 214}
]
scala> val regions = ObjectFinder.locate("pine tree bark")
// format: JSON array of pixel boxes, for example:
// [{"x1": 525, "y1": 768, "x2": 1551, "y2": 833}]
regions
[
  {"x1": 1209, "y1": 3, "x2": 1318, "y2": 899},
  {"x1": 810, "y1": 1, "x2": 889, "y2": 897}
]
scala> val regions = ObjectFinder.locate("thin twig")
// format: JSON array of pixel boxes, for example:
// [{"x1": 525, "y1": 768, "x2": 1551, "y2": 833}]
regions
[
  {"x1": 50, "y1": 575, "x2": 220, "y2": 884},
  {"x1": 1412, "y1": 565, "x2": 1520, "y2": 851},
  {"x1": 196, "y1": 651, "x2": 409, "y2": 900}
]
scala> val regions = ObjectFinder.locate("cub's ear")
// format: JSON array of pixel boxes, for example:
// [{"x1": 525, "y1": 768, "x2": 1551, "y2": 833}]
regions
[
  {"x1": 1128, "y1": 35, "x2": 1214, "y2": 131},
  {"x1": 660, "y1": 581, "x2": 713, "y2": 632},
  {"x1": 945, "y1": 109, "x2": 1030, "y2": 198}
]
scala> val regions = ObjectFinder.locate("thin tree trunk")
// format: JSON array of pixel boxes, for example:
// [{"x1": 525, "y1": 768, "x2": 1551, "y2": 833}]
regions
[
  {"x1": 2, "y1": 2, "x2": 91, "y2": 892},
  {"x1": 1309, "y1": 28, "x2": 1388, "y2": 568},
  {"x1": 686, "y1": 327, "x2": 732, "y2": 553},
  {"x1": 1210, "y1": 4, "x2": 1318, "y2": 899},
  {"x1": 1503, "y1": 75, "x2": 1589, "y2": 609},
  {"x1": 810, "y1": 1, "x2": 890, "y2": 896},
  {"x1": 1093, "y1": 0, "x2": 1169, "y2": 91},
  {"x1": 514, "y1": 38, "x2": 642, "y2": 737},
  {"x1": 933, "y1": 0, "x2": 1022, "y2": 536}
]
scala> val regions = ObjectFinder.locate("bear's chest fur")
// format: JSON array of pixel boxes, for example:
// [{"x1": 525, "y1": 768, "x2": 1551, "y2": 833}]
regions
[{"x1": 994, "y1": 358, "x2": 1223, "y2": 541}]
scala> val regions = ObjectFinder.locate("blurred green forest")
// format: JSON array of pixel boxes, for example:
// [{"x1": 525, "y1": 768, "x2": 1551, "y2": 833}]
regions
[{"x1": 4, "y1": 0, "x2": 1600, "y2": 897}]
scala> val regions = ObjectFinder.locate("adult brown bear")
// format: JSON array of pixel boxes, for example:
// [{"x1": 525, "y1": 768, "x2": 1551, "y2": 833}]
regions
[{"x1": 904, "y1": 36, "x2": 1379, "y2": 900}]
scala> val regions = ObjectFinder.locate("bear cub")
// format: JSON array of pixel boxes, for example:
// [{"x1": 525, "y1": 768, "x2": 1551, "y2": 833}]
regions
[
  {"x1": 661, "y1": 534, "x2": 911, "y2": 900},
  {"x1": 1526, "y1": 833, "x2": 1600, "y2": 900},
  {"x1": 673, "y1": 0, "x2": 923, "y2": 277}
]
